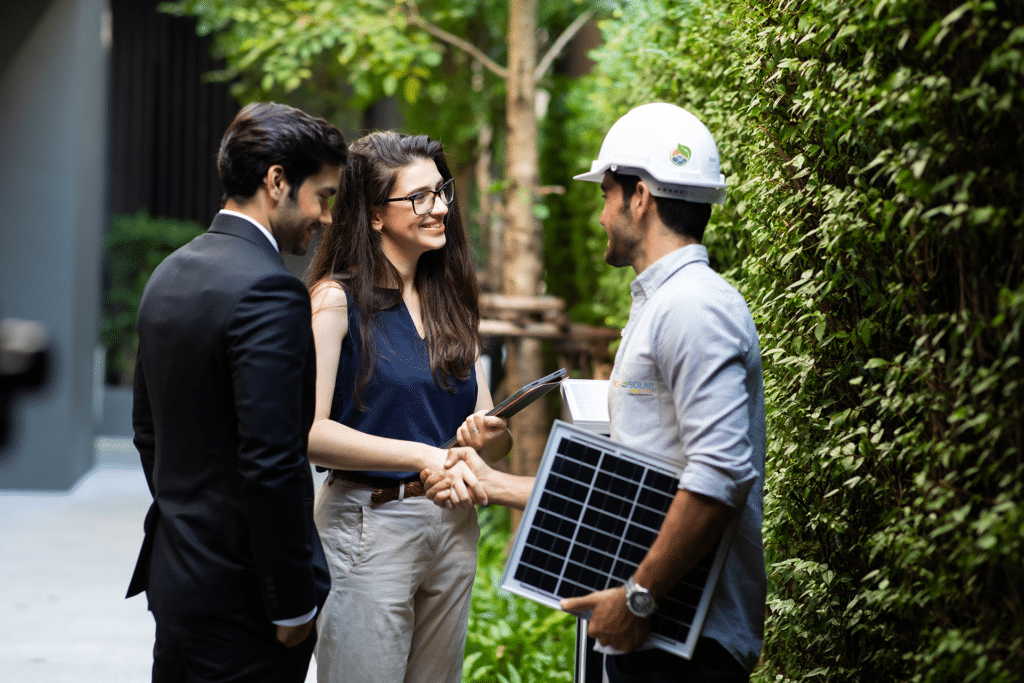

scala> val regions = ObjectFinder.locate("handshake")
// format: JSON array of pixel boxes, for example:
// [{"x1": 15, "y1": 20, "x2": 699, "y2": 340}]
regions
[
  {"x1": 420, "y1": 447, "x2": 492, "y2": 508},
  {"x1": 418, "y1": 411, "x2": 532, "y2": 511}
]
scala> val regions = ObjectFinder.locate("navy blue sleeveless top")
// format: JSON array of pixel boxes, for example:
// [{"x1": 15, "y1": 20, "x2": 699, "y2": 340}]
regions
[{"x1": 330, "y1": 289, "x2": 478, "y2": 481}]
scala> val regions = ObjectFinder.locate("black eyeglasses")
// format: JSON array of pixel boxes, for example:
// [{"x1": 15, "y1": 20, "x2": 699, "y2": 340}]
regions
[{"x1": 384, "y1": 178, "x2": 456, "y2": 215}]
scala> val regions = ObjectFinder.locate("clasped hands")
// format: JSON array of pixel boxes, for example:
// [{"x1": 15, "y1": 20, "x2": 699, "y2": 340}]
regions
[{"x1": 420, "y1": 411, "x2": 505, "y2": 509}]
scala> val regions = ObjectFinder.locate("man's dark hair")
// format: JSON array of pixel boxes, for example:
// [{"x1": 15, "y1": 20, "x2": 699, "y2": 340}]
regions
[
  {"x1": 610, "y1": 171, "x2": 712, "y2": 243},
  {"x1": 217, "y1": 102, "x2": 348, "y2": 204}
]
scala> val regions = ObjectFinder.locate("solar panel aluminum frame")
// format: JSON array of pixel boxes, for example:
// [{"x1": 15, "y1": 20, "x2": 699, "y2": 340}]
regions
[{"x1": 501, "y1": 420, "x2": 742, "y2": 660}]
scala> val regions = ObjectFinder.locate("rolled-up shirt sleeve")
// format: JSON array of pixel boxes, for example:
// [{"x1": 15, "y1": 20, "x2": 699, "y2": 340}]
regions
[{"x1": 655, "y1": 294, "x2": 758, "y2": 508}]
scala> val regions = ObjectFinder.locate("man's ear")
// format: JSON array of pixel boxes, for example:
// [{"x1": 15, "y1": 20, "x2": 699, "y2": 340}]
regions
[
  {"x1": 633, "y1": 180, "x2": 655, "y2": 218},
  {"x1": 265, "y1": 165, "x2": 288, "y2": 204}
]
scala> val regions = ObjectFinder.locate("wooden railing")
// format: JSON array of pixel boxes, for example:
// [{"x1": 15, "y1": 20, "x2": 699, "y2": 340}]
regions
[{"x1": 479, "y1": 293, "x2": 618, "y2": 380}]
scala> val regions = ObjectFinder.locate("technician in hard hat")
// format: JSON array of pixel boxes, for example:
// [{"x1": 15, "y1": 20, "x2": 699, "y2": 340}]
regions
[{"x1": 422, "y1": 103, "x2": 766, "y2": 682}]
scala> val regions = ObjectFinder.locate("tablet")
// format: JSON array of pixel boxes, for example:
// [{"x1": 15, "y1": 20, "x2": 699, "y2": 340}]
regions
[{"x1": 441, "y1": 368, "x2": 567, "y2": 448}]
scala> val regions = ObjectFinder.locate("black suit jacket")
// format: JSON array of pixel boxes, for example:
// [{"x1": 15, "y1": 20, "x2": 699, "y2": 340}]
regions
[{"x1": 126, "y1": 213, "x2": 329, "y2": 623}]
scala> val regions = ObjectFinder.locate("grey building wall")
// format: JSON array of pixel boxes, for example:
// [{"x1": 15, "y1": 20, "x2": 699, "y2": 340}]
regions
[{"x1": 0, "y1": 0, "x2": 109, "y2": 489}]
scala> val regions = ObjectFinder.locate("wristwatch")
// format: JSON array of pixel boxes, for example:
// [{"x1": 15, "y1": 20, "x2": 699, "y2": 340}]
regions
[{"x1": 624, "y1": 575, "x2": 658, "y2": 617}]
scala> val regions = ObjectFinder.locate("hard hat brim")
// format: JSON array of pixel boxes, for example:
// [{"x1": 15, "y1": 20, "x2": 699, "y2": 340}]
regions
[
  {"x1": 573, "y1": 163, "x2": 727, "y2": 204},
  {"x1": 572, "y1": 170, "x2": 605, "y2": 183},
  {"x1": 572, "y1": 163, "x2": 611, "y2": 184}
]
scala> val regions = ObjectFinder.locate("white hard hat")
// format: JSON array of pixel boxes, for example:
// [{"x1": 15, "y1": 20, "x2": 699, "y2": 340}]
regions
[{"x1": 574, "y1": 102, "x2": 727, "y2": 204}]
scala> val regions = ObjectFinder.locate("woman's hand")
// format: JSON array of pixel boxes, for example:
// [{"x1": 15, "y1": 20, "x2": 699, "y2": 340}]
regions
[{"x1": 456, "y1": 410, "x2": 509, "y2": 457}]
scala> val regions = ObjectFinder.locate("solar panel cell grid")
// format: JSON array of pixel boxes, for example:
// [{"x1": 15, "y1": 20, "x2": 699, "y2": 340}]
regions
[{"x1": 539, "y1": 491, "x2": 583, "y2": 520}]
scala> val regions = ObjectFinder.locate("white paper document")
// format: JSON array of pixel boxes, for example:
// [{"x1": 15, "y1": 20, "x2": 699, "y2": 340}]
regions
[{"x1": 560, "y1": 379, "x2": 610, "y2": 434}]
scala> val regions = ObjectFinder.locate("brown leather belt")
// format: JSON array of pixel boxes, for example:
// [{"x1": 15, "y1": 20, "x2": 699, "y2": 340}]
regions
[{"x1": 327, "y1": 470, "x2": 426, "y2": 504}]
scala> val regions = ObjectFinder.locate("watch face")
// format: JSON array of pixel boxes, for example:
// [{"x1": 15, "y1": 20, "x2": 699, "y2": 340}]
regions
[{"x1": 629, "y1": 591, "x2": 656, "y2": 616}]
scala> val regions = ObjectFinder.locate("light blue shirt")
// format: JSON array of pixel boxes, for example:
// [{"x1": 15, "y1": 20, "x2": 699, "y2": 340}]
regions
[{"x1": 607, "y1": 244, "x2": 766, "y2": 670}]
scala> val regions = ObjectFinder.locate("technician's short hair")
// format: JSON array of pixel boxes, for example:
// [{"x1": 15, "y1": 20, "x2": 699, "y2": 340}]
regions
[{"x1": 610, "y1": 171, "x2": 712, "y2": 243}]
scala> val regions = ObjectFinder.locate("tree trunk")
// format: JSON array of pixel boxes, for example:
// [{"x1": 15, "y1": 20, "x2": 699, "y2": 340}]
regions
[
  {"x1": 503, "y1": 0, "x2": 545, "y2": 530},
  {"x1": 469, "y1": 60, "x2": 499, "y2": 293},
  {"x1": 476, "y1": 121, "x2": 499, "y2": 292}
]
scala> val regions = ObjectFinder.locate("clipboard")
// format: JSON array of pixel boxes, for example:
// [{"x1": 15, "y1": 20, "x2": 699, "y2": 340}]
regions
[{"x1": 441, "y1": 368, "x2": 567, "y2": 448}]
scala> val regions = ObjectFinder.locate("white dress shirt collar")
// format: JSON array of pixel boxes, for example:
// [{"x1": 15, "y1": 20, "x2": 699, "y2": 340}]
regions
[{"x1": 218, "y1": 209, "x2": 279, "y2": 253}]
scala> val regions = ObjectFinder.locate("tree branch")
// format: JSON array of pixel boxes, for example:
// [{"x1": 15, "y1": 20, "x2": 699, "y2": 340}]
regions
[
  {"x1": 405, "y1": 9, "x2": 509, "y2": 80},
  {"x1": 534, "y1": 10, "x2": 595, "y2": 82}
]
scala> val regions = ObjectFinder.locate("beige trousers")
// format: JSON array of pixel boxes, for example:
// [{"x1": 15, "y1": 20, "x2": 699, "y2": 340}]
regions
[{"x1": 313, "y1": 478, "x2": 479, "y2": 683}]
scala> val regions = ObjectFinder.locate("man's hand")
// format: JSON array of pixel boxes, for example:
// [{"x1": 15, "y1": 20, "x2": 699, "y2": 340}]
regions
[
  {"x1": 275, "y1": 620, "x2": 314, "y2": 648},
  {"x1": 561, "y1": 587, "x2": 650, "y2": 652},
  {"x1": 442, "y1": 458, "x2": 486, "y2": 509},
  {"x1": 421, "y1": 463, "x2": 450, "y2": 501}
]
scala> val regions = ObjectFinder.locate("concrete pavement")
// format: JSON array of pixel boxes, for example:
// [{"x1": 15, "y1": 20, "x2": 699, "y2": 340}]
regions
[{"x1": 0, "y1": 438, "x2": 320, "y2": 682}]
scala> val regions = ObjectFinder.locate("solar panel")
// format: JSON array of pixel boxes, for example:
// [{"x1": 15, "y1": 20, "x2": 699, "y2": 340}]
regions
[{"x1": 501, "y1": 420, "x2": 740, "y2": 659}]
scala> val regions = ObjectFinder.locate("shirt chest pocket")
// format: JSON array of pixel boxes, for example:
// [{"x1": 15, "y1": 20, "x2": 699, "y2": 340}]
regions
[{"x1": 611, "y1": 361, "x2": 672, "y2": 433}]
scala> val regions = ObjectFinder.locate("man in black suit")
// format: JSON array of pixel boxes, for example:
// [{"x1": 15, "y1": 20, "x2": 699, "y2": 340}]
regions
[{"x1": 127, "y1": 102, "x2": 347, "y2": 683}]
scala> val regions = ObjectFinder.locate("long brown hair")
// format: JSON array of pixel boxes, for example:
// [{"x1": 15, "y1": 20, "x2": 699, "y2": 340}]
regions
[{"x1": 307, "y1": 131, "x2": 480, "y2": 407}]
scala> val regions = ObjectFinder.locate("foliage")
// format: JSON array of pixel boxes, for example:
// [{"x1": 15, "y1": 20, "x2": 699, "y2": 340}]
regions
[
  {"x1": 537, "y1": 76, "x2": 608, "y2": 327},
  {"x1": 568, "y1": 0, "x2": 1024, "y2": 680},
  {"x1": 158, "y1": 0, "x2": 600, "y2": 245},
  {"x1": 540, "y1": 70, "x2": 629, "y2": 329},
  {"x1": 163, "y1": 0, "x2": 433, "y2": 102},
  {"x1": 545, "y1": 0, "x2": 756, "y2": 330},
  {"x1": 101, "y1": 211, "x2": 204, "y2": 385},
  {"x1": 465, "y1": 505, "x2": 575, "y2": 682},
  {"x1": 740, "y1": 1, "x2": 1024, "y2": 679}
]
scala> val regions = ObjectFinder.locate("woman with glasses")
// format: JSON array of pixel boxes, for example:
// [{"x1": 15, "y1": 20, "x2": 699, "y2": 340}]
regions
[{"x1": 304, "y1": 131, "x2": 510, "y2": 683}]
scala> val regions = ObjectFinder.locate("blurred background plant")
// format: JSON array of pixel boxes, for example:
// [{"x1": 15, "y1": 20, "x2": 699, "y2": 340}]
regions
[
  {"x1": 101, "y1": 211, "x2": 204, "y2": 386},
  {"x1": 464, "y1": 506, "x2": 575, "y2": 682}
]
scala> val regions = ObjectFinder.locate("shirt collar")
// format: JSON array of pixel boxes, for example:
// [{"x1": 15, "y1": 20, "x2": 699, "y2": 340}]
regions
[
  {"x1": 218, "y1": 209, "x2": 278, "y2": 252},
  {"x1": 631, "y1": 244, "x2": 709, "y2": 299}
]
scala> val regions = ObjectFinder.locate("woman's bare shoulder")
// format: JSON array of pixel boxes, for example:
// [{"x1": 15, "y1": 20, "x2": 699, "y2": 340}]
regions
[{"x1": 310, "y1": 277, "x2": 348, "y2": 312}]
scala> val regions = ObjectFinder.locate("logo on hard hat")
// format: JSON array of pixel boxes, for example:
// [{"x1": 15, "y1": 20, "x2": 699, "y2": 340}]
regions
[{"x1": 670, "y1": 144, "x2": 691, "y2": 167}]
